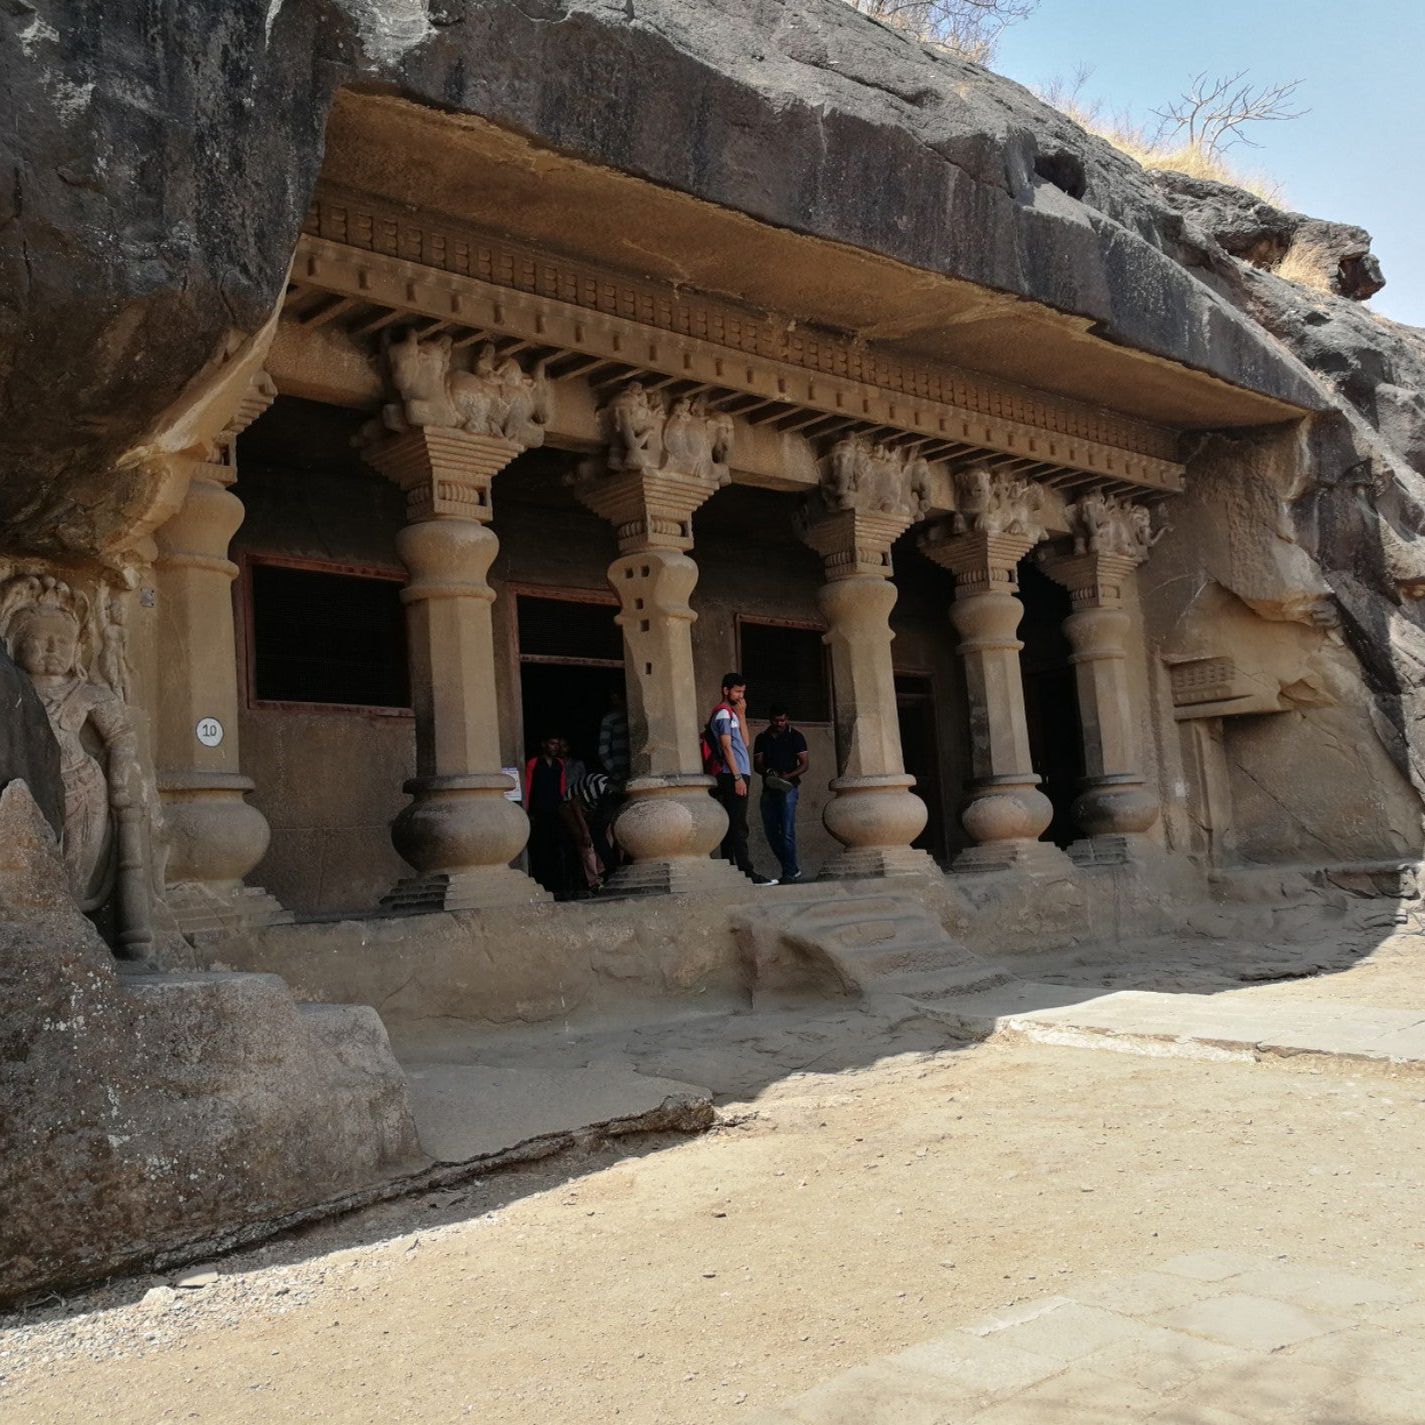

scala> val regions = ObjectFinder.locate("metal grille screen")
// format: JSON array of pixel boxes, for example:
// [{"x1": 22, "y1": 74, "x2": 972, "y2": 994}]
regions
[
  {"x1": 250, "y1": 563, "x2": 409, "y2": 708},
  {"x1": 739, "y1": 622, "x2": 830, "y2": 722},
  {"x1": 517, "y1": 595, "x2": 623, "y2": 664}
]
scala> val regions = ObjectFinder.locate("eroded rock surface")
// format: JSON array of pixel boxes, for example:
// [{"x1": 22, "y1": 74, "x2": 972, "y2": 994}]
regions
[
  {"x1": 2, "y1": 0, "x2": 1324, "y2": 556},
  {"x1": 0, "y1": 781, "x2": 422, "y2": 1303}
]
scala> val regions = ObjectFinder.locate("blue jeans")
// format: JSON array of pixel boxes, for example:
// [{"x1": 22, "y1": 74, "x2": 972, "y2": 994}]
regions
[{"x1": 760, "y1": 786, "x2": 800, "y2": 880}]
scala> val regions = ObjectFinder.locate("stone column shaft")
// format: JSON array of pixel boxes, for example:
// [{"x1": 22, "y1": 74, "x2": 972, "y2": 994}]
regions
[
  {"x1": 613, "y1": 548, "x2": 702, "y2": 778},
  {"x1": 921, "y1": 525, "x2": 1069, "y2": 873},
  {"x1": 153, "y1": 378, "x2": 289, "y2": 935},
  {"x1": 365, "y1": 429, "x2": 544, "y2": 911},
  {"x1": 1039, "y1": 549, "x2": 1159, "y2": 863},
  {"x1": 801, "y1": 507, "x2": 934, "y2": 879},
  {"x1": 573, "y1": 461, "x2": 737, "y2": 895}
]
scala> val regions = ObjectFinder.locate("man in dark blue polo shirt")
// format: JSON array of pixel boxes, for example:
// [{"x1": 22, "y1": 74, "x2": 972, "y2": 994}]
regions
[{"x1": 753, "y1": 705, "x2": 809, "y2": 884}]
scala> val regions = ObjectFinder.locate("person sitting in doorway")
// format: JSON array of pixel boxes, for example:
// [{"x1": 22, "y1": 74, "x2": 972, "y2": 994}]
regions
[
  {"x1": 708, "y1": 672, "x2": 776, "y2": 886},
  {"x1": 523, "y1": 733, "x2": 570, "y2": 897},
  {"x1": 753, "y1": 704, "x2": 809, "y2": 884}
]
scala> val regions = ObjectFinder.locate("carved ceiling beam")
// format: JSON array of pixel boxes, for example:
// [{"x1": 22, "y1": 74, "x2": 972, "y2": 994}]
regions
[{"x1": 290, "y1": 226, "x2": 1186, "y2": 497}]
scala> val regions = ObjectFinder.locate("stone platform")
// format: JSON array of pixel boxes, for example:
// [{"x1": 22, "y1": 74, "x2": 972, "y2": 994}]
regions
[
  {"x1": 750, "y1": 1250, "x2": 1425, "y2": 1424},
  {"x1": 918, "y1": 981, "x2": 1425, "y2": 1071}
]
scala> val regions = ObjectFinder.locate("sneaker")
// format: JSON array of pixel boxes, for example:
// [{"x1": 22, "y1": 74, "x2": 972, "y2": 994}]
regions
[
  {"x1": 749, "y1": 872, "x2": 779, "y2": 886},
  {"x1": 782, "y1": 871, "x2": 802, "y2": 884}
]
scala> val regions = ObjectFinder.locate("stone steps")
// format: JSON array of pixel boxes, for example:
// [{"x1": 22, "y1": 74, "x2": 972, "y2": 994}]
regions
[{"x1": 732, "y1": 889, "x2": 1003, "y2": 1000}]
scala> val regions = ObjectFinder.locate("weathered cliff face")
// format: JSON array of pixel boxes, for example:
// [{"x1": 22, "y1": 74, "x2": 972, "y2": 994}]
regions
[
  {"x1": 2, "y1": 0, "x2": 1325, "y2": 557},
  {"x1": 1146, "y1": 171, "x2": 1425, "y2": 803}
]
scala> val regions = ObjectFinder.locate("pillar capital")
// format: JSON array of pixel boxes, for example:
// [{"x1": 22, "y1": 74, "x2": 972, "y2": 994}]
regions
[
  {"x1": 572, "y1": 467, "x2": 720, "y2": 552},
  {"x1": 225, "y1": 369, "x2": 278, "y2": 441},
  {"x1": 200, "y1": 370, "x2": 278, "y2": 483},
  {"x1": 362, "y1": 426, "x2": 525, "y2": 524},
  {"x1": 568, "y1": 380, "x2": 734, "y2": 552},
  {"x1": 1037, "y1": 549, "x2": 1143, "y2": 610},
  {"x1": 918, "y1": 467, "x2": 1050, "y2": 591},
  {"x1": 797, "y1": 435, "x2": 932, "y2": 578},
  {"x1": 798, "y1": 507, "x2": 913, "y2": 580},
  {"x1": 358, "y1": 332, "x2": 551, "y2": 523},
  {"x1": 1040, "y1": 490, "x2": 1162, "y2": 608},
  {"x1": 918, "y1": 526, "x2": 1039, "y2": 591}
]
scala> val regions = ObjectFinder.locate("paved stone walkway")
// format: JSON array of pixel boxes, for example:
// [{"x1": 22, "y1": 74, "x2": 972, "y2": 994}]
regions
[
  {"x1": 933, "y1": 982, "x2": 1425, "y2": 1069},
  {"x1": 748, "y1": 1250, "x2": 1425, "y2": 1423}
]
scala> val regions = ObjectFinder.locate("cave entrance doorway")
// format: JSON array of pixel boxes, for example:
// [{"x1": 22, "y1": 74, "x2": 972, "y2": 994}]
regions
[
  {"x1": 515, "y1": 589, "x2": 626, "y2": 777},
  {"x1": 896, "y1": 673, "x2": 948, "y2": 864},
  {"x1": 1017, "y1": 562, "x2": 1084, "y2": 849}
]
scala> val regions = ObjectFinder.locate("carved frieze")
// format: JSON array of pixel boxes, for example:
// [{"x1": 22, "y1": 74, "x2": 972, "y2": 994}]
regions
[{"x1": 304, "y1": 195, "x2": 1184, "y2": 483}]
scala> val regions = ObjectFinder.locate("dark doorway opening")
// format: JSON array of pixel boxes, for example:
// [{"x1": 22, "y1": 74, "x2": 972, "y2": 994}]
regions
[
  {"x1": 515, "y1": 589, "x2": 626, "y2": 777},
  {"x1": 519, "y1": 662, "x2": 626, "y2": 774},
  {"x1": 1017, "y1": 562, "x2": 1084, "y2": 848},
  {"x1": 896, "y1": 673, "x2": 947, "y2": 863}
]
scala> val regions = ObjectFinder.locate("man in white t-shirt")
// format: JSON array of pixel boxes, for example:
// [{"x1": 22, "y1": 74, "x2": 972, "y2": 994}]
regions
[{"x1": 709, "y1": 672, "x2": 776, "y2": 885}]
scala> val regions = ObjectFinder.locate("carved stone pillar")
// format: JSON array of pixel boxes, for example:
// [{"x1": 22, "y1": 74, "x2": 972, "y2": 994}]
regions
[
  {"x1": 570, "y1": 383, "x2": 741, "y2": 894},
  {"x1": 1039, "y1": 495, "x2": 1161, "y2": 863},
  {"x1": 153, "y1": 374, "x2": 290, "y2": 934},
  {"x1": 363, "y1": 429, "x2": 544, "y2": 910},
  {"x1": 799, "y1": 473, "x2": 936, "y2": 879},
  {"x1": 358, "y1": 335, "x2": 556, "y2": 911},
  {"x1": 920, "y1": 472, "x2": 1070, "y2": 873}
]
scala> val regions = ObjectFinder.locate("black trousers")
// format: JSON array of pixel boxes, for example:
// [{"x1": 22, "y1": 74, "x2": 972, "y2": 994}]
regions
[
  {"x1": 528, "y1": 808, "x2": 571, "y2": 896},
  {"x1": 715, "y1": 774, "x2": 753, "y2": 874}
]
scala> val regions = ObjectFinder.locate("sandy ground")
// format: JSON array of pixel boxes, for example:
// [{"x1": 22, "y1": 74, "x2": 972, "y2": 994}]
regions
[{"x1": 4, "y1": 928, "x2": 1425, "y2": 1424}]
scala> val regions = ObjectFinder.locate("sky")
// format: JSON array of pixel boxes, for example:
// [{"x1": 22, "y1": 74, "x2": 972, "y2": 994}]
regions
[{"x1": 991, "y1": 0, "x2": 1425, "y2": 327}]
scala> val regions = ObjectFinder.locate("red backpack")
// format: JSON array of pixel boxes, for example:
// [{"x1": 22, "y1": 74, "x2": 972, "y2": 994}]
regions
[{"x1": 699, "y1": 702, "x2": 734, "y2": 775}]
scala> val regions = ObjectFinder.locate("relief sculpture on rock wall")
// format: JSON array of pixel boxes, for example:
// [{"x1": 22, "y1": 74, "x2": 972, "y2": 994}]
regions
[
  {"x1": 819, "y1": 435, "x2": 931, "y2": 519},
  {"x1": 0, "y1": 573, "x2": 152, "y2": 952},
  {"x1": 368, "y1": 330, "x2": 551, "y2": 446}
]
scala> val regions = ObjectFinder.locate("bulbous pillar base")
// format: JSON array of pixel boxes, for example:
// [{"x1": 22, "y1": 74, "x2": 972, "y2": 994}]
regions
[
  {"x1": 382, "y1": 773, "x2": 547, "y2": 912},
  {"x1": 159, "y1": 772, "x2": 291, "y2": 938},
  {"x1": 819, "y1": 775, "x2": 939, "y2": 881},
  {"x1": 953, "y1": 776, "x2": 1072, "y2": 874},
  {"x1": 606, "y1": 775, "x2": 745, "y2": 896},
  {"x1": 1067, "y1": 776, "x2": 1160, "y2": 866}
]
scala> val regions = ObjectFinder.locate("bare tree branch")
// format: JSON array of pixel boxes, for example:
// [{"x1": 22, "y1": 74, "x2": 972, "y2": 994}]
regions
[
  {"x1": 846, "y1": 0, "x2": 1038, "y2": 64},
  {"x1": 1152, "y1": 71, "x2": 1308, "y2": 154}
]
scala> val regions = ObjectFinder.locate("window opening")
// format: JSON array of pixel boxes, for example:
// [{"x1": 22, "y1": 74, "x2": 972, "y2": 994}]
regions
[
  {"x1": 247, "y1": 559, "x2": 409, "y2": 710},
  {"x1": 737, "y1": 618, "x2": 831, "y2": 723}
]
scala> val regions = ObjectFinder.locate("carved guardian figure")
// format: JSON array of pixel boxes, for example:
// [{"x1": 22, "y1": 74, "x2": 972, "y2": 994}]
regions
[{"x1": 0, "y1": 574, "x2": 152, "y2": 952}]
